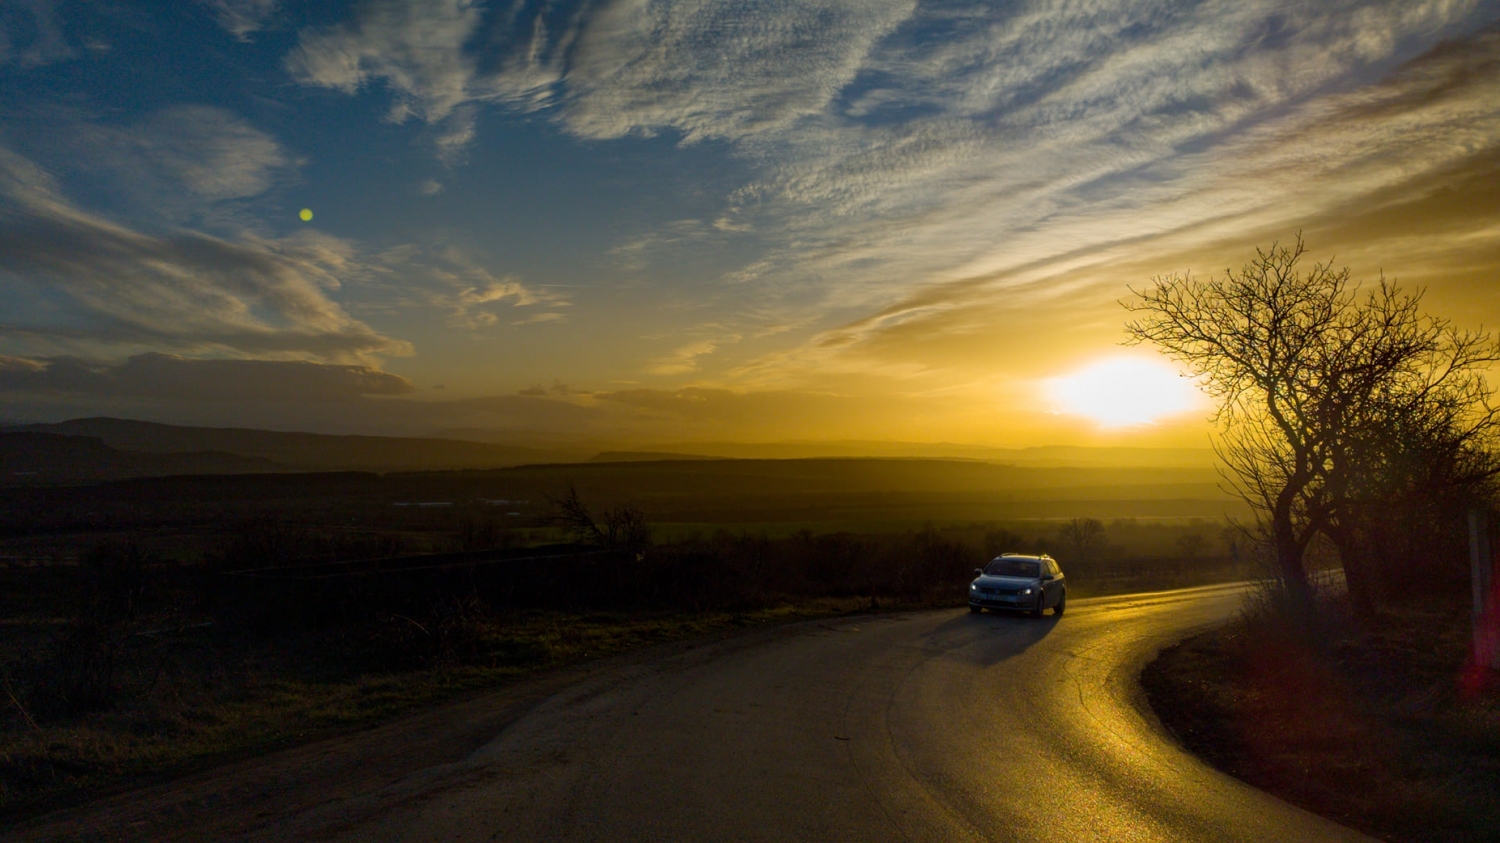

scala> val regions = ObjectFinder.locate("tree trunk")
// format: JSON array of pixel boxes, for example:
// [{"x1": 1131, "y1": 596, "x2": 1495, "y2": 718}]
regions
[
  {"x1": 1272, "y1": 508, "x2": 1312, "y2": 610},
  {"x1": 1328, "y1": 522, "x2": 1376, "y2": 618}
]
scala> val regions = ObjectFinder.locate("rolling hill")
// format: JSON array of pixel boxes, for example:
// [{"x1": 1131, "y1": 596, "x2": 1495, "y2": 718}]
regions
[
  {"x1": 0, "y1": 432, "x2": 281, "y2": 485},
  {"x1": 20, "y1": 418, "x2": 569, "y2": 474}
]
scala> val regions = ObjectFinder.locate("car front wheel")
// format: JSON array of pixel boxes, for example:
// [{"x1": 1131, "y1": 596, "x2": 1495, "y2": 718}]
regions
[{"x1": 1031, "y1": 593, "x2": 1045, "y2": 617}]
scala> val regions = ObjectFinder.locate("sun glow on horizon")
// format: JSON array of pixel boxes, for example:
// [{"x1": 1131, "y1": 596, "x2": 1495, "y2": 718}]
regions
[{"x1": 1046, "y1": 357, "x2": 1202, "y2": 428}]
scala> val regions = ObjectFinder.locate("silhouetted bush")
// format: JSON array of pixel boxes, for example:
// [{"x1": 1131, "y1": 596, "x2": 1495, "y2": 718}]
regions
[
  {"x1": 984, "y1": 528, "x2": 1031, "y2": 559},
  {"x1": 216, "y1": 517, "x2": 321, "y2": 570},
  {"x1": 205, "y1": 523, "x2": 990, "y2": 641},
  {"x1": 458, "y1": 516, "x2": 513, "y2": 551},
  {"x1": 215, "y1": 516, "x2": 410, "y2": 570},
  {"x1": 547, "y1": 485, "x2": 652, "y2": 550},
  {"x1": 17, "y1": 543, "x2": 159, "y2": 717}
]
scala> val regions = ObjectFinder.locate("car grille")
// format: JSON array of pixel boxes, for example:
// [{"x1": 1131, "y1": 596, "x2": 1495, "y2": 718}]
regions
[{"x1": 979, "y1": 587, "x2": 1025, "y2": 596}]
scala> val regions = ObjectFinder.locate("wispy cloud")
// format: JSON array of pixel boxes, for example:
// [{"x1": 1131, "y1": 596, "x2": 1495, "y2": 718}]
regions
[
  {"x1": 286, "y1": 0, "x2": 496, "y2": 162},
  {"x1": 282, "y1": 0, "x2": 918, "y2": 155},
  {"x1": 34, "y1": 105, "x2": 295, "y2": 221},
  {"x1": 431, "y1": 105, "x2": 478, "y2": 166},
  {"x1": 267, "y1": 1, "x2": 1500, "y2": 401},
  {"x1": 293, "y1": 1, "x2": 1495, "y2": 349},
  {"x1": 609, "y1": 219, "x2": 718, "y2": 270},
  {"x1": 555, "y1": 0, "x2": 917, "y2": 142},
  {"x1": 648, "y1": 338, "x2": 722, "y2": 376},
  {"x1": 0, "y1": 0, "x2": 73, "y2": 68},
  {"x1": 512, "y1": 311, "x2": 566, "y2": 325},
  {"x1": 87, "y1": 105, "x2": 289, "y2": 202},
  {"x1": 0, "y1": 352, "x2": 414, "y2": 401},
  {"x1": 370, "y1": 242, "x2": 571, "y2": 329},
  {"x1": 135, "y1": 106, "x2": 289, "y2": 200},
  {"x1": 0, "y1": 144, "x2": 406, "y2": 361},
  {"x1": 198, "y1": 0, "x2": 279, "y2": 41},
  {"x1": 704, "y1": 6, "x2": 1500, "y2": 384},
  {"x1": 286, "y1": 0, "x2": 481, "y2": 122}
]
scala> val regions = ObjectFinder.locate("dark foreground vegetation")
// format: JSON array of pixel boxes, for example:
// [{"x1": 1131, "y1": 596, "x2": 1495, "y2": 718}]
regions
[
  {"x1": 1129, "y1": 237, "x2": 1500, "y2": 840},
  {"x1": 1144, "y1": 591, "x2": 1500, "y2": 843},
  {"x1": 0, "y1": 463, "x2": 1250, "y2": 820}
]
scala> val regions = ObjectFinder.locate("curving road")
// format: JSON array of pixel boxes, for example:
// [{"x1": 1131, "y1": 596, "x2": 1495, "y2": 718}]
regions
[{"x1": 227, "y1": 583, "x2": 1372, "y2": 843}]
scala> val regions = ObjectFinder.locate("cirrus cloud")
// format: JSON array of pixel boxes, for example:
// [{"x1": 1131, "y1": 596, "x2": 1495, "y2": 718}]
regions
[
  {"x1": 0, "y1": 352, "x2": 414, "y2": 402},
  {"x1": 198, "y1": 0, "x2": 279, "y2": 41},
  {"x1": 0, "y1": 144, "x2": 407, "y2": 361},
  {"x1": 0, "y1": 0, "x2": 73, "y2": 68}
]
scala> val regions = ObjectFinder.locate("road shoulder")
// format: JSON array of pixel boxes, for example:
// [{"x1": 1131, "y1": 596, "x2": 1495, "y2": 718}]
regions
[
  {"x1": 6, "y1": 610, "x2": 905, "y2": 842},
  {"x1": 1141, "y1": 600, "x2": 1500, "y2": 843}
]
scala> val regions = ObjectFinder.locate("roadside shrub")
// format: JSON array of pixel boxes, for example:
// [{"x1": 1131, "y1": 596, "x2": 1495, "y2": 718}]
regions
[
  {"x1": 458, "y1": 516, "x2": 511, "y2": 551},
  {"x1": 1240, "y1": 559, "x2": 1347, "y2": 647},
  {"x1": 22, "y1": 543, "x2": 156, "y2": 716},
  {"x1": 216, "y1": 517, "x2": 321, "y2": 570},
  {"x1": 364, "y1": 593, "x2": 491, "y2": 670},
  {"x1": 909, "y1": 527, "x2": 976, "y2": 600},
  {"x1": 983, "y1": 528, "x2": 1030, "y2": 559},
  {"x1": 331, "y1": 531, "x2": 408, "y2": 560}
]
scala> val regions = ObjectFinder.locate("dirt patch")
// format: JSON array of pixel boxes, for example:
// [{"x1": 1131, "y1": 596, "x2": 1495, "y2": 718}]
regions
[{"x1": 1142, "y1": 598, "x2": 1500, "y2": 843}]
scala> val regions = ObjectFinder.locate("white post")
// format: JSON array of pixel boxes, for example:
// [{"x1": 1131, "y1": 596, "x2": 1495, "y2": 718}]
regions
[{"x1": 1469, "y1": 508, "x2": 1499, "y2": 670}]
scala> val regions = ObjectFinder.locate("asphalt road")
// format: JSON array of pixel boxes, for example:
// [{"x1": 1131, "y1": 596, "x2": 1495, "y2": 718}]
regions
[{"x1": 221, "y1": 584, "x2": 1371, "y2": 843}]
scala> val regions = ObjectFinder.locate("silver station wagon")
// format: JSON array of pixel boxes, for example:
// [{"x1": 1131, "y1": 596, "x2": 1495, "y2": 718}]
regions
[{"x1": 968, "y1": 553, "x2": 1066, "y2": 616}]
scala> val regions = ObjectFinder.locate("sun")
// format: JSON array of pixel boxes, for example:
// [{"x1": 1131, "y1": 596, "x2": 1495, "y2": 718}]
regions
[{"x1": 1046, "y1": 357, "x2": 1201, "y2": 427}]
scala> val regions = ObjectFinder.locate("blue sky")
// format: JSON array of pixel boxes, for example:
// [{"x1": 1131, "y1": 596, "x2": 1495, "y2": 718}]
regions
[{"x1": 2, "y1": 0, "x2": 1498, "y2": 446}]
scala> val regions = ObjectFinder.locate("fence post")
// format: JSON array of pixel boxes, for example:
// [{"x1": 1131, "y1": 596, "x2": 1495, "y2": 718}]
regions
[{"x1": 1469, "y1": 508, "x2": 1499, "y2": 670}]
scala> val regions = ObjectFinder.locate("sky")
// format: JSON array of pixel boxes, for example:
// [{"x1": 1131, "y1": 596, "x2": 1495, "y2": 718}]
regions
[{"x1": 1, "y1": 0, "x2": 1498, "y2": 448}]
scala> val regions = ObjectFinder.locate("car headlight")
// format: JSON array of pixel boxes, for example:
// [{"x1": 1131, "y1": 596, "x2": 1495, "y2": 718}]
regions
[
  {"x1": 1019, "y1": 587, "x2": 1033, "y2": 596},
  {"x1": 969, "y1": 583, "x2": 978, "y2": 591}
]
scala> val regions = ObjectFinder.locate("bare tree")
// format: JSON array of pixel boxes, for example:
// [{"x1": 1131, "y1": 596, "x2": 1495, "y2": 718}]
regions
[
  {"x1": 1176, "y1": 532, "x2": 1208, "y2": 561},
  {"x1": 1059, "y1": 517, "x2": 1106, "y2": 562},
  {"x1": 1125, "y1": 235, "x2": 1500, "y2": 611},
  {"x1": 1323, "y1": 360, "x2": 1500, "y2": 612},
  {"x1": 603, "y1": 504, "x2": 653, "y2": 549},
  {"x1": 549, "y1": 485, "x2": 653, "y2": 550},
  {"x1": 550, "y1": 484, "x2": 607, "y2": 545}
]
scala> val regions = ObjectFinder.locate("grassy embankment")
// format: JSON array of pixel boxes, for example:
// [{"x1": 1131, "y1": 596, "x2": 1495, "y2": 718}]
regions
[{"x1": 1143, "y1": 594, "x2": 1500, "y2": 843}]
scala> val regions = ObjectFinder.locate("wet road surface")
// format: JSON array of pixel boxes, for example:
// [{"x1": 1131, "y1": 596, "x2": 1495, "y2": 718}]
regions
[{"x1": 269, "y1": 584, "x2": 1374, "y2": 842}]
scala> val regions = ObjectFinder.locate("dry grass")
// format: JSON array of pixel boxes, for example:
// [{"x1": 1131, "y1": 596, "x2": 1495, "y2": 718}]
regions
[
  {"x1": 0, "y1": 521, "x2": 1254, "y2": 822},
  {"x1": 0, "y1": 599, "x2": 880, "y2": 820},
  {"x1": 1143, "y1": 596, "x2": 1500, "y2": 843}
]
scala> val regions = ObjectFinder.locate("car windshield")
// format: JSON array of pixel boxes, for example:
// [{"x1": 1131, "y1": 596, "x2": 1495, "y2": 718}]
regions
[{"x1": 984, "y1": 559, "x2": 1040, "y2": 578}]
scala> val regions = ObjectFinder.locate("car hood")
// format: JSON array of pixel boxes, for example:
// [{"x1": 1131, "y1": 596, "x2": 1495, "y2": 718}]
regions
[{"x1": 973, "y1": 575, "x2": 1041, "y2": 589}]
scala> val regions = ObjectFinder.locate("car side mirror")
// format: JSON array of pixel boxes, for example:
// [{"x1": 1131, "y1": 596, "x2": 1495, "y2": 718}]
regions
[
  {"x1": 973, "y1": 568, "x2": 983, "y2": 576},
  {"x1": 1041, "y1": 574, "x2": 1054, "y2": 581}
]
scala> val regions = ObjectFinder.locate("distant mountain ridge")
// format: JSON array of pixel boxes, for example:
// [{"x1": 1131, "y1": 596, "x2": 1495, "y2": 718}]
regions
[
  {"x1": 588, "y1": 451, "x2": 707, "y2": 463},
  {"x1": 435, "y1": 428, "x2": 1215, "y2": 467},
  {"x1": 6, "y1": 417, "x2": 1218, "y2": 486},
  {"x1": 21, "y1": 418, "x2": 566, "y2": 474},
  {"x1": 574, "y1": 441, "x2": 1216, "y2": 468},
  {"x1": 0, "y1": 432, "x2": 281, "y2": 484},
  {"x1": 639, "y1": 441, "x2": 1212, "y2": 465}
]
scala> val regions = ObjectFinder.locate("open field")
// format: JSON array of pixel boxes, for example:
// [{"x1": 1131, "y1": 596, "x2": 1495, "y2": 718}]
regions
[
  {"x1": 0, "y1": 456, "x2": 1249, "y2": 557},
  {"x1": 0, "y1": 456, "x2": 1257, "y2": 819}
]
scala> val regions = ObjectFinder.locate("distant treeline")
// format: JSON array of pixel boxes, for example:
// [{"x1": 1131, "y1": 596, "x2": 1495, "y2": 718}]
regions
[{"x1": 0, "y1": 457, "x2": 1243, "y2": 556}]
